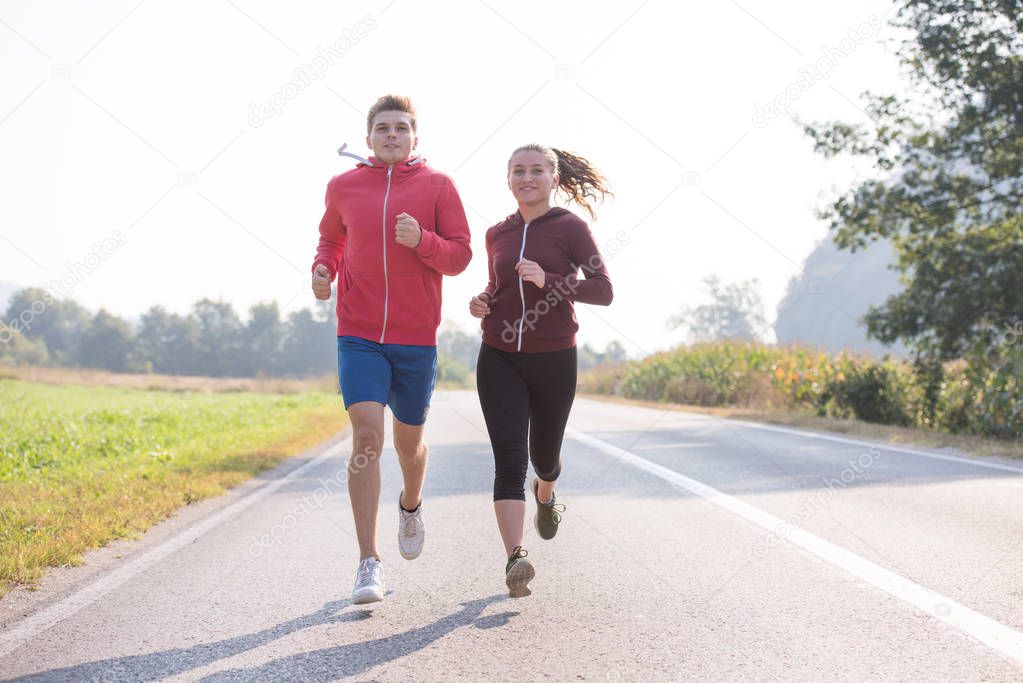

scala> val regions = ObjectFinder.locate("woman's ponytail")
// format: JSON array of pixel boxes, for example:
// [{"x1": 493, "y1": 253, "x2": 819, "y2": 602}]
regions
[{"x1": 510, "y1": 144, "x2": 612, "y2": 219}]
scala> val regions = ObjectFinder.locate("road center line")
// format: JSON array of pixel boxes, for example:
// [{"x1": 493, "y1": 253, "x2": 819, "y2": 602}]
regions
[{"x1": 720, "y1": 418, "x2": 1023, "y2": 474}]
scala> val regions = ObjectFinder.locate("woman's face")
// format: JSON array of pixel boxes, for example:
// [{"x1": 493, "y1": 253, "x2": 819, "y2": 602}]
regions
[{"x1": 508, "y1": 150, "x2": 558, "y2": 206}]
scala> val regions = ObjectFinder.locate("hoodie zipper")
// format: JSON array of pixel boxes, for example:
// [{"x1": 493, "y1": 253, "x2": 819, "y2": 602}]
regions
[
  {"x1": 380, "y1": 164, "x2": 393, "y2": 343},
  {"x1": 516, "y1": 220, "x2": 531, "y2": 352}
]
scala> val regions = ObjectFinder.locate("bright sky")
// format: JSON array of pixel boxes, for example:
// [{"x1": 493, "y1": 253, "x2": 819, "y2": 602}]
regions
[{"x1": 0, "y1": 0, "x2": 907, "y2": 358}]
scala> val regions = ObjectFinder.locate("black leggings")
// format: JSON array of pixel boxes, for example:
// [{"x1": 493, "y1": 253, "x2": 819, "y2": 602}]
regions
[{"x1": 476, "y1": 342, "x2": 577, "y2": 501}]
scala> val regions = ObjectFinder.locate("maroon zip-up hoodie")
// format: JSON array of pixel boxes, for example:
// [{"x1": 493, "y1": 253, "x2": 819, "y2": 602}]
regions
[{"x1": 479, "y1": 207, "x2": 613, "y2": 353}]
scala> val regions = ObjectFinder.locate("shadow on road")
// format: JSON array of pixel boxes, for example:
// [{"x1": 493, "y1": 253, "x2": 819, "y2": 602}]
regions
[{"x1": 8, "y1": 594, "x2": 512, "y2": 682}]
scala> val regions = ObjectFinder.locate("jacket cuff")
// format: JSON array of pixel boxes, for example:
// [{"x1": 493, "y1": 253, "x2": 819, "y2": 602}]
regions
[
  {"x1": 414, "y1": 228, "x2": 438, "y2": 258},
  {"x1": 312, "y1": 260, "x2": 335, "y2": 279},
  {"x1": 543, "y1": 272, "x2": 571, "y2": 292}
]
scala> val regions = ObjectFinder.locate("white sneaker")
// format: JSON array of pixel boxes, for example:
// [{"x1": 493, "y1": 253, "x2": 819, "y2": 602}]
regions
[
  {"x1": 351, "y1": 557, "x2": 384, "y2": 604},
  {"x1": 398, "y1": 496, "x2": 425, "y2": 560}
]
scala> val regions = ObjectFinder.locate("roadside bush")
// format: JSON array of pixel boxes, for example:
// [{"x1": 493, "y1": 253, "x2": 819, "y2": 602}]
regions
[
  {"x1": 582, "y1": 341, "x2": 1021, "y2": 440},
  {"x1": 820, "y1": 361, "x2": 915, "y2": 426}
]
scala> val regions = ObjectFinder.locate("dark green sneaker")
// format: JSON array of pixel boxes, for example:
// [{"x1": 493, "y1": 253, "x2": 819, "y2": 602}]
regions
[
  {"x1": 532, "y1": 478, "x2": 566, "y2": 540},
  {"x1": 505, "y1": 545, "x2": 534, "y2": 598}
]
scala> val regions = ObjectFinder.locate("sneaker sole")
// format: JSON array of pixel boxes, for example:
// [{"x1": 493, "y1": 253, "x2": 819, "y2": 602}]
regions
[
  {"x1": 506, "y1": 558, "x2": 535, "y2": 598},
  {"x1": 351, "y1": 587, "x2": 384, "y2": 605},
  {"x1": 399, "y1": 544, "x2": 423, "y2": 560}
]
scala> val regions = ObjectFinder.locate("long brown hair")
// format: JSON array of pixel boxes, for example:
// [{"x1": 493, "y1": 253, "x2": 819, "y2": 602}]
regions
[{"x1": 509, "y1": 144, "x2": 611, "y2": 220}]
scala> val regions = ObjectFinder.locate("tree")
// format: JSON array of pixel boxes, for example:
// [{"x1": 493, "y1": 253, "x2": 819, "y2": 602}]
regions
[
  {"x1": 237, "y1": 302, "x2": 283, "y2": 376},
  {"x1": 604, "y1": 340, "x2": 627, "y2": 364},
  {"x1": 0, "y1": 328, "x2": 51, "y2": 366},
  {"x1": 668, "y1": 276, "x2": 767, "y2": 344},
  {"x1": 277, "y1": 305, "x2": 336, "y2": 377},
  {"x1": 190, "y1": 299, "x2": 243, "y2": 376},
  {"x1": 578, "y1": 340, "x2": 629, "y2": 370},
  {"x1": 436, "y1": 356, "x2": 470, "y2": 385},
  {"x1": 577, "y1": 344, "x2": 601, "y2": 370},
  {"x1": 3, "y1": 288, "x2": 90, "y2": 364},
  {"x1": 78, "y1": 309, "x2": 137, "y2": 372},
  {"x1": 133, "y1": 305, "x2": 201, "y2": 375},
  {"x1": 804, "y1": 0, "x2": 1023, "y2": 362},
  {"x1": 438, "y1": 325, "x2": 480, "y2": 371}
]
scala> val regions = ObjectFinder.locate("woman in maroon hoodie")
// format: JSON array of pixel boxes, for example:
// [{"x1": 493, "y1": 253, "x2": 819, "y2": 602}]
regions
[{"x1": 469, "y1": 144, "x2": 613, "y2": 597}]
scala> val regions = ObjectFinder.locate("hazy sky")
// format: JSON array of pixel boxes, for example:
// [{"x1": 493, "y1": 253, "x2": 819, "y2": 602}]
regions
[{"x1": 0, "y1": 0, "x2": 907, "y2": 357}]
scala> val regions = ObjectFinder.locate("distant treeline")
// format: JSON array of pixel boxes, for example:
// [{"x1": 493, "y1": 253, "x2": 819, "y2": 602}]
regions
[
  {"x1": 0, "y1": 288, "x2": 338, "y2": 378},
  {"x1": 0, "y1": 287, "x2": 626, "y2": 381}
]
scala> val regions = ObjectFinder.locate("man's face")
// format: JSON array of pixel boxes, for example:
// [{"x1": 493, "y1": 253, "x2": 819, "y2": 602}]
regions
[{"x1": 367, "y1": 111, "x2": 417, "y2": 165}]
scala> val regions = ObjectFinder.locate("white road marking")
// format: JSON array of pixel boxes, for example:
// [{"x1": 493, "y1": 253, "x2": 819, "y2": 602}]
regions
[
  {"x1": 568, "y1": 428, "x2": 1023, "y2": 667},
  {"x1": 0, "y1": 438, "x2": 351, "y2": 659},
  {"x1": 720, "y1": 418, "x2": 1023, "y2": 474}
]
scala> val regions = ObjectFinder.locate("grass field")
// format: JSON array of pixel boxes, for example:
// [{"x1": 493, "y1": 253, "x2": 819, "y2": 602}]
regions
[
  {"x1": 0, "y1": 374, "x2": 347, "y2": 597},
  {"x1": 0, "y1": 364, "x2": 338, "y2": 393}
]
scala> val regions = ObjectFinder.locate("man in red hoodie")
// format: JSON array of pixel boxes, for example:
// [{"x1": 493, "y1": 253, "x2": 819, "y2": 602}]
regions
[{"x1": 311, "y1": 94, "x2": 471, "y2": 604}]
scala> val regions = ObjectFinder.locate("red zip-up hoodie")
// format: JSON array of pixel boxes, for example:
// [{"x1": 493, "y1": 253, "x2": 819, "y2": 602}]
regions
[
  {"x1": 479, "y1": 207, "x2": 613, "y2": 353},
  {"x1": 312, "y1": 155, "x2": 472, "y2": 346}
]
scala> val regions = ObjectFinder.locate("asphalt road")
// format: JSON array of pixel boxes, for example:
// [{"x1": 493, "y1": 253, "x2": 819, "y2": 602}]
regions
[{"x1": 2, "y1": 390, "x2": 1023, "y2": 681}]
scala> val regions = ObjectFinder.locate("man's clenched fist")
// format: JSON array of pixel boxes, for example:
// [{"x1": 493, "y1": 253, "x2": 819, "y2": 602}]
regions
[
  {"x1": 395, "y1": 212, "x2": 422, "y2": 248},
  {"x1": 312, "y1": 264, "x2": 333, "y2": 300}
]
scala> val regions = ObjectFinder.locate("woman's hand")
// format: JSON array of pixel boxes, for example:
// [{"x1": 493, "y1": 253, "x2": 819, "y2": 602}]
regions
[
  {"x1": 469, "y1": 294, "x2": 491, "y2": 318},
  {"x1": 515, "y1": 259, "x2": 546, "y2": 288}
]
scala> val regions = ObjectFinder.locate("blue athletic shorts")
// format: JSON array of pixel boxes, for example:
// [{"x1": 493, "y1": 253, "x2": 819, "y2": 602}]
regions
[{"x1": 336, "y1": 335, "x2": 438, "y2": 426}]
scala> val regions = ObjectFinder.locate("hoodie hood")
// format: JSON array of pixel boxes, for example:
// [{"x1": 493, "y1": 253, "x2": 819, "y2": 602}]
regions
[
  {"x1": 337, "y1": 143, "x2": 425, "y2": 170},
  {"x1": 510, "y1": 206, "x2": 572, "y2": 225}
]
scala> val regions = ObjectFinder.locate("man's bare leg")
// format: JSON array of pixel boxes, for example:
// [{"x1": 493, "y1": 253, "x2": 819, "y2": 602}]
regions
[
  {"x1": 392, "y1": 417, "x2": 428, "y2": 511},
  {"x1": 347, "y1": 401, "x2": 386, "y2": 560}
]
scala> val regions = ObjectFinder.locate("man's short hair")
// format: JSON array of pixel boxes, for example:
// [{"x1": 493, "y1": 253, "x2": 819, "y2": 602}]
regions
[{"x1": 367, "y1": 95, "x2": 417, "y2": 134}]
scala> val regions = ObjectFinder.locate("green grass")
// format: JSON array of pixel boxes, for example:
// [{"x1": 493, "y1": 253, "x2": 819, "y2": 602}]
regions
[{"x1": 0, "y1": 379, "x2": 347, "y2": 597}]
